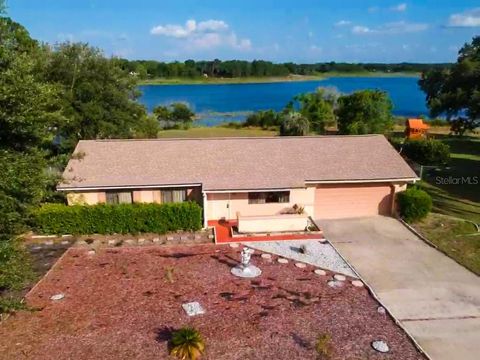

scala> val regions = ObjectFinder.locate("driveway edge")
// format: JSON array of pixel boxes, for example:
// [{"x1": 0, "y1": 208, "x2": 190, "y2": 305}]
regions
[{"x1": 319, "y1": 222, "x2": 432, "y2": 360}]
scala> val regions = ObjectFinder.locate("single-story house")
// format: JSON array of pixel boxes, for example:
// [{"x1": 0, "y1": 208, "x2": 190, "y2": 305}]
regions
[{"x1": 58, "y1": 135, "x2": 418, "y2": 232}]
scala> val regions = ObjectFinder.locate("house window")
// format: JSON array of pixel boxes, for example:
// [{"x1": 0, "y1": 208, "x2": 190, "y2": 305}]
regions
[
  {"x1": 248, "y1": 191, "x2": 290, "y2": 204},
  {"x1": 161, "y1": 189, "x2": 187, "y2": 203},
  {"x1": 106, "y1": 191, "x2": 133, "y2": 204}
]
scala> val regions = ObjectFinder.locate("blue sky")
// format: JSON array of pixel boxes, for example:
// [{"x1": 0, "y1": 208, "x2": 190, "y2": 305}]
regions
[{"x1": 8, "y1": 0, "x2": 480, "y2": 63}]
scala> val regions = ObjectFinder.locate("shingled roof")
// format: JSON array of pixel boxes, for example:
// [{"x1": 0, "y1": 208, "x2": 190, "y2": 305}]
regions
[{"x1": 58, "y1": 135, "x2": 418, "y2": 191}]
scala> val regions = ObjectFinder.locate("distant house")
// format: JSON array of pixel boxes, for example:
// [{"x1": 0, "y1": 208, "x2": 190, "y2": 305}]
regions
[
  {"x1": 405, "y1": 118, "x2": 429, "y2": 139},
  {"x1": 58, "y1": 135, "x2": 418, "y2": 233}
]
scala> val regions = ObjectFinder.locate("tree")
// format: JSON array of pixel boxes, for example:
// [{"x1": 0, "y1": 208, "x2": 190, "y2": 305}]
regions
[
  {"x1": 336, "y1": 90, "x2": 394, "y2": 135},
  {"x1": 0, "y1": 18, "x2": 64, "y2": 151},
  {"x1": 134, "y1": 115, "x2": 160, "y2": 138},
  {"x1": 290, "y1": 87, "x2": 339, "y2": 134},
  {"x1": 419, "y1": 36, "x2": 480, "y2": 135},
  {"x1": 0, "y1": 150, "x2": 49, "y2": 236},
  {"x1": 170, "y1": 103, "x2": 194, "y2": 123},
  {"x1": 279, "y1": 112, "x2": 310, "y2": 136},
  {"x1": 43, "y1": 42, "x2": 147, "y2": 152}
]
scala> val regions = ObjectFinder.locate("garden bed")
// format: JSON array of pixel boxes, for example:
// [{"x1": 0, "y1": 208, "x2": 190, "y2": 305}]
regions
[{"x1": 0, "y1": 245, "x2": 425, "y2": 359}]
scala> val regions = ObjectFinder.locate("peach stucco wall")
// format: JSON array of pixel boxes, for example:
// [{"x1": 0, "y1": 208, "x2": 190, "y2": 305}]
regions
[
  {"x1": 206, "y1": 187, "x2": 315, "y2": 220},
  {"x1": 67, "y1": 192, "x2": 106, "y2": 205},
  {"x1": 66, "y1": 187, "x2": 202, "y2": 205}
]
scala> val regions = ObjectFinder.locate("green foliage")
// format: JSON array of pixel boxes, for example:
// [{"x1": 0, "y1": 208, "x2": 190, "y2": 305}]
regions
[
  {"x1": 170, "y1": 327, "x2": 205, "y2": 360},
  {"x1": 171, "y1": 103, "x2": 195, "y2": 122},
  {"x1": 397, "y1": 188, "x2": 433, "y2": 223},
  {"x1": 315, "y1": 333, "x2": 333, "y2": 359},
  {"x1": 32, "y1": 202, "x2": 203, "y2": 235},
  {"x1": 290, "y1": 87, "x2": 339, "y2": 134},
  {"x1": 419, "y1": 36, "x2": 480, "y2": 135},
  {"x1": 0, "y1": 297, "x2": 28, "y2": 315},
  {"x1": 153, "y1": 102, "x2": 195, "y2": 129},
  {"x1": 244, "y1": 110, "x2": 281, "y2": 129},
  {"x1": 336, "y1": 90, "x2": 394, "y2": 135},
  {"x1": 134, "y1": 115, "x2": 160, "y2": 138},
  {"x1": 43, "y1": 42, "x2": 146, "y2": 152},
  {"x1": 0, "y1": 150, "x2": 49, "y2": 235},
  {"x1": 402, "y1": 139, "x2": 450, "y2": 165},
  {"x1": 0, "y1": 18, "x2": 64, "y2": 151},
  {"x1": 116, "y1": 57, "x2": 448, "y2": 80},
  {"x1": 279, "y1": 112, "x2": 310, "y2": 136},
  {"x1": 0, "y1": 239, "x2": 34, "y2": 291}
]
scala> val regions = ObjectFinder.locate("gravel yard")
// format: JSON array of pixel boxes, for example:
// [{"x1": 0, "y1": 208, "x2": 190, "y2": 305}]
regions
[
  {"x1": 247, "y1": 239, "x2": 357, "y2": 277},
  {"x1": 0, "y1": 244, "x2": 424, "y2": 360}
]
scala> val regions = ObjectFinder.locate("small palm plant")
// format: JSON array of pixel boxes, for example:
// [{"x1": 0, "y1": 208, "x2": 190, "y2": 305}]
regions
[{"x1": 169, "y1": 327, "x2": 205, "y2": 360}]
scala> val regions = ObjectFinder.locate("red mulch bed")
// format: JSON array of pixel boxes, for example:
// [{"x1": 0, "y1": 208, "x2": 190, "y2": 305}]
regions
[{"x1": 0, "y1": 245, "x2": 425, "y2": 360}]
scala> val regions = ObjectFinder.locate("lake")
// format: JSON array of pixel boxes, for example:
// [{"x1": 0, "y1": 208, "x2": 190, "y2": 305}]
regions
[{"x1": 138, "y1": 77, "x2": 428, "y2": 126}]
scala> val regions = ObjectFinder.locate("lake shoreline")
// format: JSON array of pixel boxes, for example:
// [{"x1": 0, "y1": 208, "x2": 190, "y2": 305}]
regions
[{"x1": 139, "y1": 72, "x2": 420, "y2": 86}]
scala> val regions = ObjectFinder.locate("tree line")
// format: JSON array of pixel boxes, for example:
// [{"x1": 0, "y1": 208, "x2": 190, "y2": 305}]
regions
[{"x1": 116, "y1": 58, "x2": 450, "y2": 79}]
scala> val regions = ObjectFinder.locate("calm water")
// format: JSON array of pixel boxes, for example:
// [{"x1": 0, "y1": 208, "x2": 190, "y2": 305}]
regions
[{"x1": 139, "y1": 77, "x2": 428, "y2": 126}]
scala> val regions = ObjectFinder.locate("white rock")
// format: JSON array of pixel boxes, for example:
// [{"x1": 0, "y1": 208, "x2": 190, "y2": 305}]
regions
[
  {"x1": 229, "y1": 243, "x2": 239, "y2": 248},
  {"x1": 138, "y1": 238, "x2": 145, "y2": 244},
  {"x1": 152, "y1": 237, "x2": 160, "y2": 243},
  {"x1": 277, "y1": 258, "x2": 289, "y2": 264},
  {"x1": 351, "y1": 280, "x2": 364, "y2": 287},
  {"x1": 261, "y1": 253, "x2": 272, "y2": 259},
  {"x1": 314, "y1": 269, "x2": 327, "y2": 276},
  {"x1": 377, "y1": 306, "x2": 386, "y2": 315},
  {"x1": 108, "y1": 239, "x2": 116, "y2": 245},
  {"x1": 327, "y1": 280, "x2": 343, "y2": 288},
  {"x1": 372, "y1": 340, "x2": 389, "y2": 353},
  {"x1": 333, "y1": 274, "x2": 346, "y2": 281},
  {"x1": 182, "y1": 302, "x2": 205, "y2": 316},
  {"x1": 295, "y1": 262, "x2": 306, "y2": 268},
  {"x1": 50, "y1": 293, "x2": 65, "y2": 301},
  {"x1": 87, "y1": 250, "x2": 96, "y2": 256}
]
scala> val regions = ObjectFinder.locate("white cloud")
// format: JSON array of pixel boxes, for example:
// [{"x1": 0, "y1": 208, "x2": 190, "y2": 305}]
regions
[
  {"x1": 334, "y1": 20, "x2": 351, "y2": 27},
  {"x1": 390, "y1": 3, "x2": 407, "y2": 12},
  {"x1": 309, "y1": 45, "x2": 322, "y2": 52},
  {"x1": 447, "y1": 8, "x2": 480, "y2": 27},
  {"x1": 352, "y1": 26, "x2": 372, "y2": 34},
  {"x1": 368, "y1": 6, "x2": 379, "y2": 13},
  {"x1": 150, "y1": 19, "x2": 251, "y2": 51},
  {"x1": 352, "y1": 21, "x2": 428, "y2": 35}
]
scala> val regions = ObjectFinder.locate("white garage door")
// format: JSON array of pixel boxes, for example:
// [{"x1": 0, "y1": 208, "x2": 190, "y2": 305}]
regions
[{"x1": 314, "y1": 184, "x2": 392, "y2": 219}]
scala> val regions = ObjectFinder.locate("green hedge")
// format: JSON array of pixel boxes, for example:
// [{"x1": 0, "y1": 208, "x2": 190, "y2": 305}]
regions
[
  {"x1": 32, "y1": 202, "x2": 203, "y2": 235},
  {"x1": 397, "y1": 187, "x2": 432, "y2": 223},
  {"x1": 402, "y1": 139, "x2": 450, "y2": 165}
]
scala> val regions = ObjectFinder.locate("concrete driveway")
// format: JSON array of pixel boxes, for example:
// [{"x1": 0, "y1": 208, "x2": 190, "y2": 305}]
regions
[{"x1": 317, "y1": 216, "x2": 480, "y2": 360}]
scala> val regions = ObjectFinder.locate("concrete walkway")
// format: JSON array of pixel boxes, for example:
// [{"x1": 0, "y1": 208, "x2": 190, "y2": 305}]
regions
[{"x1": 317, "y1": 216, "x2": 480, "y2": 360}]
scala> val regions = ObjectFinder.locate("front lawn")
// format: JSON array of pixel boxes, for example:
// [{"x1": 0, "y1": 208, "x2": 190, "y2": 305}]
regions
[
  {"x1": 0, "y1": 245, "x2": 424, "y2": 360},
  {"x1": 412, "y1": 134, "x2": 479, "y2": 274},
  {"x1": 413, "y1": 213, "x2": 480, "y2": 275}
]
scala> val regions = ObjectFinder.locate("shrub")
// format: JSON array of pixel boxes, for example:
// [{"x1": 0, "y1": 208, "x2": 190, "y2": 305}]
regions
[
  {"x1": 315, "y1": 333, "x2": 333, "y2": 359},
  {"x1": 397, "y1": 188, "x2": 432, "y2": 223},
  {"x1": 32, "y1": 202, "x2": 202, "y2": 235},
  {"x1": 0, "y1": 297, "x2": 28, "y2": 316},
  {"x1": 402, "y1": 139, "x2": 450, "y2": 165},
  {"x1": 170, "y1": 327, "x2": 205, "y2": 360},
  {"x1": 0, "y1": 239, "x2": 34, "y2": 291},
  {"x1": 279, "y1": 112, "x2": 309, "y2": 136}
]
